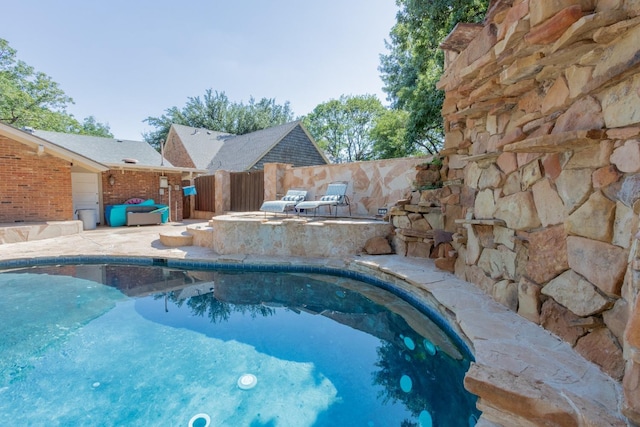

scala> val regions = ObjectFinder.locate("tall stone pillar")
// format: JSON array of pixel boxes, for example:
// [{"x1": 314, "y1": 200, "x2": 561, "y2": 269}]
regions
[{"x1": 263, "y1": 163, "x2": 292, "y2": 201}]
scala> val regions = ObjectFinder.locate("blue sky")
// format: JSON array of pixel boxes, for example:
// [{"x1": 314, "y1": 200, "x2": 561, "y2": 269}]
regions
[{"x1": 3, "y1": 1, "x2": 398, "y2": 140}]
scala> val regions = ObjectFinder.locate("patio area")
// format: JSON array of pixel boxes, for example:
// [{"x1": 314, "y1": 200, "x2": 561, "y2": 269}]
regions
[{"x1": 0, "y1": 220, "x2": 627, "y2": 426}]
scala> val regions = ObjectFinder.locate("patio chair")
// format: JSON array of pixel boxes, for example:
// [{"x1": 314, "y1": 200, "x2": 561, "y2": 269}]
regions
[
  {"x1": 295, "y1": 182, "x2": 351, "y2": 217},
  {"x1": 259, "y1": 190, "x2": 307, "y2": 216}
]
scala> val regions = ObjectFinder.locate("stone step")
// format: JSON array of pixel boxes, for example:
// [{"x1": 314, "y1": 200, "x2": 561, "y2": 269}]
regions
[
  {"x1": 186, "y1": 223, "x2": 214, "y2": 248},
  {"x1": 159, "y1": 230, "x2": 194, "y2": 247}
]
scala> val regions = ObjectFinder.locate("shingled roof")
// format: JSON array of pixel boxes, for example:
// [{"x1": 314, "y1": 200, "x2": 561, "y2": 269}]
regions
[
  {"x1": 0, "y1": 123, "x2": 107, "y2": 172},
  {"x1": 32, "y1": 130, "x2": 172, "y2": 168},
  {"x1": 167, "y1": 120, "x2": 328, "y2": 174},
  {"x1": 207, "y1": 121, "x2": 301, "y2": 172},
  {"x1": 168, "y1": 124, "x2": 233, "y2": 169}
]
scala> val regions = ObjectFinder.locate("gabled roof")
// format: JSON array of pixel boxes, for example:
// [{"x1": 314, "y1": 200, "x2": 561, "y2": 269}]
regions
[
  {"x1": 0, "y1": 122, "x2": 108, "y2": 172},
  {"x1": 168, "y1": 120, "x2": 328, "y2": 173},
  {"x1": 207, "y1": 121, "x2": 301, "y2": 172},
  {"x1": 169, "y1": 124, "x2": 233, "y2": 169},
  {"x1": 26, "y1": 129, "x2": 208, "y2": 175},
  {"x1": 32, "y1": 130, "x2": 171, "y2": 168}
]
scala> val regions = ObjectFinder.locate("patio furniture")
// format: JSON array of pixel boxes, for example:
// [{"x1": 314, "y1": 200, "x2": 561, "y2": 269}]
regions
[
  {"x1": 259, "y1": 190, "x2": 307, "y2": 216},
  {"x1": 105, "y1": 199, "x2": 169, "y2": 227},
  {"x1": 295, "y1": 182, "x2": 351, "y2": 217},
  {"x1": 126, "y1": 206, "x2": 168, "y2": 226}
]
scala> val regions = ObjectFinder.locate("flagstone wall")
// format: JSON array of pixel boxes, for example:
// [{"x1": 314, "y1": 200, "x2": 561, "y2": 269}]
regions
[
  {"x1": 436, "y1": 0, "x2": 640, "y2": 423},
  {"x1": 264, "y1": 156, "x2": 432, "y2": 217}
]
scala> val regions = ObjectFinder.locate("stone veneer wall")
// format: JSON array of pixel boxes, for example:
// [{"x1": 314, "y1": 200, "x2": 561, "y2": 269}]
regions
[
  {"x1": 263, "y1": 157, "x2": 432, "y2": 217},
  {"x1": 433, "y1": 0, "x2": 640, "y2": 422}
]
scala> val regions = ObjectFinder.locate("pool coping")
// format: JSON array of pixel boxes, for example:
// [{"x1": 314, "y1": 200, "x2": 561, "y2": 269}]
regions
[{"x1": 0, "y1": 251, "x2": 626, "y2": 426}]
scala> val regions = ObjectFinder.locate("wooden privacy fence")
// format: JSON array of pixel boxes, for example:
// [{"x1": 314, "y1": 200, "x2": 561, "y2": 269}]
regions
[
  {"x1": 230, "y1": 170, "x2": 264, "y2": 211},
  {"x1": 194, "y1": 175, "x2": 215, "y2": 212}
]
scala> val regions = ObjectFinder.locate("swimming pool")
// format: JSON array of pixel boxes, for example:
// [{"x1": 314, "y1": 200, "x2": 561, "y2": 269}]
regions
[{"x1": 0, "y1": 259, "x2": 480, "y2": 426}]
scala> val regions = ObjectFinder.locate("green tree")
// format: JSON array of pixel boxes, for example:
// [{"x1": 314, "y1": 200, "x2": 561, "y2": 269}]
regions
[
  {"x1": 379, "y1": 0, "x2": 488, "y2": 154},
  {"x1": 303, "y1": 94, "x2": 386, "y2": 163},
  {"x1": 78, "y1": 115, "x2": 113, "y2": 137},
  {"x1": 370, "y1": 109, "x2": 413, "y2": 159},
  {"x1": 0, "y1": 38, "x2": 112, "y2": 137},
  {"x1": 143, "y1": 89, "x2": 294, "y2": 150}
]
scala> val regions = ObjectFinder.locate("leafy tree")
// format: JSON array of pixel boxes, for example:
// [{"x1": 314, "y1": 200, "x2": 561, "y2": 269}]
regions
[
  {"x1": 0, "y1": 38, "x2": 72, "y2": 128},
  {"x1": 303, "y1": 94, "x2": 386, "y2": 163},
  {"x1": 370, "y1": 109, "x2": 413, "y2": 159},
  {"x1": 379, "y1": 0, "x2": 488, "y2": 154},
  {"x1": 0, "y1": 38, "x2": 112, "y2": 137},
  {"x1": 143, "y1": 89, "x2": 294, "y2": 150},
  {"x1": 78, "y1": 115, "x2": 113, "y2": 137}
]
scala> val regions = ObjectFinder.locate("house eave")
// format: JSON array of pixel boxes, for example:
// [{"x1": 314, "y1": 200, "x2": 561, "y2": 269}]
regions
[
  {"x1": 104, "y1": 162, "x2": 208, "y2": 177},
  {"x1": 0, "y1": 123, "x2": 109, "y2": 172}
]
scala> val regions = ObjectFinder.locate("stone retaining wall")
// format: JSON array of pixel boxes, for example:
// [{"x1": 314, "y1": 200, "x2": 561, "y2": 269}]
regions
[{"x1": 428, "y1": 0, "x2": 640, "y2": 423}]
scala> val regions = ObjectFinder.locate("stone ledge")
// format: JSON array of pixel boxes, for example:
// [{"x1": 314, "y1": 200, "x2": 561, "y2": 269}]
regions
[
  {"x1": 502, "y1": 129, "x2": 606, "y2": 153},
  {"x1": 0, "y1": 221, "x2": 83, "y2": 244},
  {"x1": 465, "y1": 363, "x2": 626, "y2": 426},
  {"x1": 464, "y1": 152, "x2": 501, "y2": 164},
  {"x1": 455, "y1": 219, "x2": 507, "y2": 226}
]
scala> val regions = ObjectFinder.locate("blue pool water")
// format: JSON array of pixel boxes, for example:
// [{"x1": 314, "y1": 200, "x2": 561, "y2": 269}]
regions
[{"x1": 0, "y1": 263, "x2": 480, "y2": 426}]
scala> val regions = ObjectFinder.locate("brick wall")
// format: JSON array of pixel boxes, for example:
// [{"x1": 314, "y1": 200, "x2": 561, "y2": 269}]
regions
[
  {"x1": 101, "y1": 170, "x2": 183, "y2": 221},
  {"x1": 0, "y1": 136, "x2": 73, "y2": 222},
  {"x1": 164, "y1": 130, "x2": 196, "y2": 168}
]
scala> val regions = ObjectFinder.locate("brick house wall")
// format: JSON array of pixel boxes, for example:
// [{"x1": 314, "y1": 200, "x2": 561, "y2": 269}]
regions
[
  {"x1": 101, "y1": 170, "x2": 184, "y2": 221},
  {"x1": 163, "y1": 131, "x2": 196, "y2": 168},
  {"x1": 0, "y1": 136, "x2": 73, "y2": 222}
]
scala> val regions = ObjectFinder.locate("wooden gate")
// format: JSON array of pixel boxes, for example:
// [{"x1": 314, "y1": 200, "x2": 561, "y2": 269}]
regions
[
  {"x1": 230, "y1": 170, "x2": 264, "y2": 211},
  {"x1": 194, "y1": 175, "x2": 216, "y2": 212}
]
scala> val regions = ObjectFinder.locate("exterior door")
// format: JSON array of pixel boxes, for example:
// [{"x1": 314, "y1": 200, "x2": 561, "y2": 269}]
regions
[{"x1": 71, "y1": 172, "x2": 100, "y2": 223}]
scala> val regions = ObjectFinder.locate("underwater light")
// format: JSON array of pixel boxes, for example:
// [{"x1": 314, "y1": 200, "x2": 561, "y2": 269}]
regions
[
  {"x1": 188, "y1": 413, "x2": 210, "y2": 427},
  {"x1": 237, "y1": 373, "x2": 258, "y2": 390}
]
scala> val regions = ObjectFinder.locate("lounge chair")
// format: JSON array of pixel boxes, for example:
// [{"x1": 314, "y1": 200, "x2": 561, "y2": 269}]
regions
[
  {"x1": 295, "y1": 182, "x2": 351, "y2": 217},
  {"x1": 259, "y1": 190, "x2": 307, "y2": 216}
]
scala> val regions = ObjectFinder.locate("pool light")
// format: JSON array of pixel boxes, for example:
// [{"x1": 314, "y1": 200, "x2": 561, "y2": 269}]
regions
[
  {"x1": 237, "y1": 373, "x2": 258, "y2": 390},
  {"x1": 188, "y1": 413, "x2": 211, "y2": 427}
]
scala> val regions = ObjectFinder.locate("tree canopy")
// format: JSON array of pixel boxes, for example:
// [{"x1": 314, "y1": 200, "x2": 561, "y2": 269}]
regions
[
  {"x1": 303, "y1": 94, "x2": 388, "y2": 163},
  {"x1": 143, "y1": 89, "x2": 294, "y2": 150},
  {"x1": 0, "y1": 38, "x2": 112, "y2": 137},
  {"x1": 370, "y1": 108, "x2": 412, "y2": 159},
  {"x1": 379, "y1": 0, "x2": 488, "y2": 154}
]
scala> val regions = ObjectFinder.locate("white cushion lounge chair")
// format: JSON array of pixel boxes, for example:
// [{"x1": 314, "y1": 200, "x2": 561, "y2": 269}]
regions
[
  {"x1": 259, "y1": 190, "x2": 307, "y2": 216},
  {"x1": 295, "y1": 182, "x2": 351, "y2": 217}
]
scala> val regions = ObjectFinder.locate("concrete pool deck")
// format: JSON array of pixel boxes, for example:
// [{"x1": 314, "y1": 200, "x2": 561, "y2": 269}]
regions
[{"x1": 0, "y1": 220, "x2": 628, "y2": 426}]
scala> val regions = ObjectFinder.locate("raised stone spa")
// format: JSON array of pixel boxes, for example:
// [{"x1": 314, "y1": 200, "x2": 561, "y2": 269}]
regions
[{"x1": 209, "y1": 213, "x2": 393, "y2": 257}]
